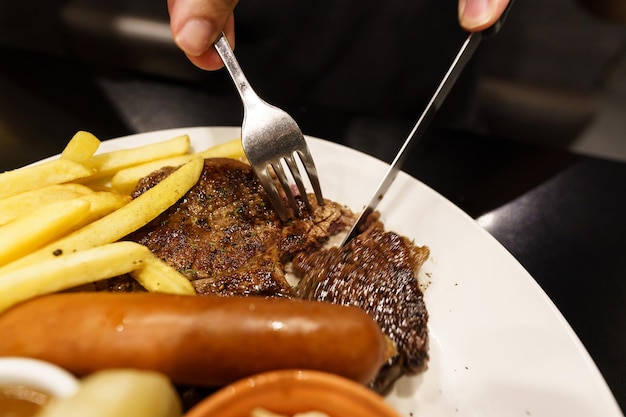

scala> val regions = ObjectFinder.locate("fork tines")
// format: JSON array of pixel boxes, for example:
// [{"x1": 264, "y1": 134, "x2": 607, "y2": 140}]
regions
[
  {"x1": 255, "y1": 150, "x2": 324, "y2": 222},
  {"x1": 213, "y1": 32, "x2": 324, "y2": 221}
]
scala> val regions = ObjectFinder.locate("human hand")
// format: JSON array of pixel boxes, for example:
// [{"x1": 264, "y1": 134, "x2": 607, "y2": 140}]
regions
[
  {"x1": 168, "y1": 0, "x2": 238, "y2": 70},
  {"x1": 168, "y1": 0, "x2": 511, "y2": 71},
  {"x1": 458, "y1": 0, "x2": 510, "y2": 32}
]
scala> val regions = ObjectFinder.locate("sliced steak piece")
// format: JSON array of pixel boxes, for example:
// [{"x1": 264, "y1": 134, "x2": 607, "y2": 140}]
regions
[
  {"x1": 126, "y1": 158, "x2": 351, "y2": 298},
  {"x1": 293, "y1": 224, "x2": 430, "y2": 393}
]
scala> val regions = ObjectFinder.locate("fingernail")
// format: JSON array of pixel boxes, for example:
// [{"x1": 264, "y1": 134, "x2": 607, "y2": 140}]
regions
[
  {"x1": 459, "y1": 0, "x2": 493, "y2": 29},
  {"x1": 175, "y1": 19, "x2": 213, "y2": 56}
]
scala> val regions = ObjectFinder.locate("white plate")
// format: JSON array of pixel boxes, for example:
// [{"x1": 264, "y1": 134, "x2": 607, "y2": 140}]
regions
[{"x1": 98, "y1": 126, "x2": 622, "y2": 417}]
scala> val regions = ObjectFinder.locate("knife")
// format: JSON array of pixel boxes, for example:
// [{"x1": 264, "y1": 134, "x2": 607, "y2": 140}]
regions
[{"x1": 340, "y1": 1, "x2": 515, "y2": 246}]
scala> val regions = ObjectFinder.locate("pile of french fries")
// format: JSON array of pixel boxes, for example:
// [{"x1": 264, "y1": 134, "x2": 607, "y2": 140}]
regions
[{"x1": 0, "y1": 131, "x2": 246, "y2": 313}]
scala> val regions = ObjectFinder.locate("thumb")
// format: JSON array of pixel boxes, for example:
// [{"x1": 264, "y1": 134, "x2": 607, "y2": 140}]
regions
[
  {"x1": 458, "y1": 0, "x2": 509, "y2": 32},
  {"x1": 168, "y1": 0, "x2": 238, "y2": 70}
]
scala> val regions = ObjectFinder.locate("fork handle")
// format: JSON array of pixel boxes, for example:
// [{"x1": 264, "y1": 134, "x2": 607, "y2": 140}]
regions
[{"x1": 214, "y1": 33, "x2": 263, "y2": 107}]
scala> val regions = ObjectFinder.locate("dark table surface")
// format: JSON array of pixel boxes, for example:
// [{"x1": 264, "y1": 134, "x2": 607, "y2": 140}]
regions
[{"x1": 1, "y1": 47, "x2": 625, "y2": 413}]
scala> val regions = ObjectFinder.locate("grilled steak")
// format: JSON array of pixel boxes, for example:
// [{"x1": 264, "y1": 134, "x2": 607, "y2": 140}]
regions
[
  {"x1": 125, "y1": 158, "x2": 351, "y2": 297},
  {"x1": 118, "y1": 157, "x2": 430, "y2": 392},
  {"x1": 293, "y1": 222, "x2": 430, "y2": 393}
]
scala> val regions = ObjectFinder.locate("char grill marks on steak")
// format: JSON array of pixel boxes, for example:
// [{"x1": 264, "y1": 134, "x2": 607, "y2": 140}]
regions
[
  {"x1": 293, "y1": 223, "x2": 430, "y2": 393},
  {"x1": 123, "y1": 157, "x2": 431, "y2": 390},
  {"x1": 126, "y1": 158, "x2": 351, "y2": 297}
]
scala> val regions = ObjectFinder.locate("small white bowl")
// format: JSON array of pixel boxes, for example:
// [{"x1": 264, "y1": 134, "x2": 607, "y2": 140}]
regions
[{"x1": 0, "y1": 357, "x2": 80, "y2": 399}]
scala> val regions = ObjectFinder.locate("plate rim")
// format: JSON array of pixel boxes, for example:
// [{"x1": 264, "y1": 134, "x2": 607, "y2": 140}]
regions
[{"x1": 63, "y1": 126, "x2": 626, "y2": 416}]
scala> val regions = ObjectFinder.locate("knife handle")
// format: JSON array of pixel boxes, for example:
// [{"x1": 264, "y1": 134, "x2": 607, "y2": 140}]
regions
[{"x1": 481, "y1": 0, "x2": 516, "y2": 38}]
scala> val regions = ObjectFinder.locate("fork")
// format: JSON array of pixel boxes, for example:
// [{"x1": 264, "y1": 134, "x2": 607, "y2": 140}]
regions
[{"x1": 213, "y1": 33, "x2": 324, "y2": 222}]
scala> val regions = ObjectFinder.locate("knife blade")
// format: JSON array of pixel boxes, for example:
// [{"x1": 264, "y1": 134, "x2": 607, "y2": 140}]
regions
[{"x1": 340, "y1": 2, "x2": 515, "y2": 246}]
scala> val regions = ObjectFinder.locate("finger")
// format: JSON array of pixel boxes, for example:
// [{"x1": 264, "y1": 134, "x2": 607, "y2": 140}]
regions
[
  {"x1": 184, "y1": 14, "x2": 235, "y2": 71},
  {"x1": 458, "y1": 0, "x2": 510, "y2": 32},
  {"x1": 168, "y1": 0, "x2": 238, "y2": 69}
]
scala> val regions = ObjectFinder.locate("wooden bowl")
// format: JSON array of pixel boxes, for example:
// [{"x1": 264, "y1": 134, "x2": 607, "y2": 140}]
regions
[{"x1": 183, "y1": 369, "x2": 401, "y2": 417}]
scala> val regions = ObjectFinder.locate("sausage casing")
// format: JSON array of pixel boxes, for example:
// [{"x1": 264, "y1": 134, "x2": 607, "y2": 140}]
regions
[{"x1": 0, "y1": 292, "x2": 389, "y2": 386}]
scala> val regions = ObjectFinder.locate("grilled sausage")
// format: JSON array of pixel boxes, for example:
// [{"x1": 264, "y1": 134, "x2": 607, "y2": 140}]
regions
[{"x1": 0, "y1": 292, "x2": 390, "y2": 387}]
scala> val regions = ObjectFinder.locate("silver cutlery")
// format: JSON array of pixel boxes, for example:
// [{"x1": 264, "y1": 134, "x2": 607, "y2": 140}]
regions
[
  {"x1": 341, "y1": 1, "x2": 515, "y2": 245},
  {"x1": 214, "y1": 33, "x2": 324, "y2": 222}
]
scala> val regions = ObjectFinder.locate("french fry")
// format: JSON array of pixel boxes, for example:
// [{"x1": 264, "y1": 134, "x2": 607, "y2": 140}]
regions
[
  {"x1": 61, "y1": 157, "x2": 203, "y2": 248},
  {"x1": 0, "y1": 157, "x2": 204, "y2": 274},
  {"x1": 75, "y1": 192, "x2": 131, "y2": 228},
  {"x1": 81, "y1": 177, "x2": 115, "y2": 192},
  {"x1": 130, "y1": 252, "x2": 196, "y2": 295},
  {"x1": 0, "y1": 241, "x2": 196, "y2": 314},
  {"x1": 0, "y1": 159, "x2": 95, "y2": 200},
  {"x1": 61, "y1": 131, "x2": 101, "y2": 163},
  {"x1": 0, "y1": 241, "x2": 153, "y2": 313},
  {"x1": 110, "y1": 154, "x2": 198, "y2": 195},
  {"x1": 110, "y1": 138, "x2": 246, "y2": 195},
  {"x1": 195, "y1": 137, "x2": 245, "y2": 161},
  {"x1": 84, "y1": 135, "x2": 190, "y2": 181},
  {"x1": 0, "y1": 183, "x2": 93, "y2": 226},
  {"x1": 0, "y1": 132, "x2": 252, "y2": 312},
  {"x1": 0, "y1": 198, "x2": 91, "y2": 266}
]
